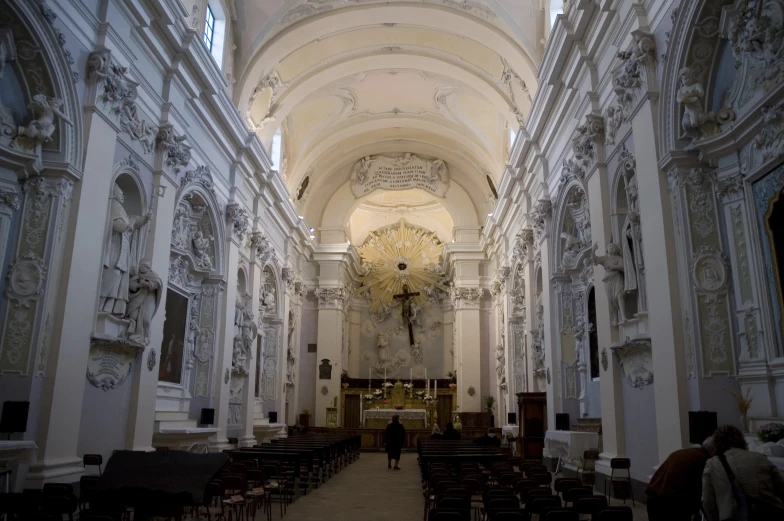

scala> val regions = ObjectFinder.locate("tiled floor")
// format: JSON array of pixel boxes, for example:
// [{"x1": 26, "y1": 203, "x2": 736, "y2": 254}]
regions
[{"x1": 276, "y1": 452, "x2": 650, "y2": 521}]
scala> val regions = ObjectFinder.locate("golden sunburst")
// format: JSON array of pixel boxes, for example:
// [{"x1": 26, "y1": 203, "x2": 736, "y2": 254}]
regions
[{"x1": 357, "y1": 219, "x2": 446, "y2": 313}]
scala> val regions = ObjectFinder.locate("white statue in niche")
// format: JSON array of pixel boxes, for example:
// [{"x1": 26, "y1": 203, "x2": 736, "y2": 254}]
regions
[
  {"x1": 191, "y1": 230, "x2": 213, "y2": 269},
  {"x1": 592, "y1": 243, "x2": 627, "y2": 326},
  {"x1": 677, "y1": 67, "x2": 717, "y2": 141},
  {"x1": 496, "y1": 344, "x2": 506, "y2": 380},
  {"x1": 377, "y1": 330, "x2": 391, "y2": 364},
  {"x1": 260, "y1": 283, "x2": 276, "y2": 314},
  {"x1": 561, "y1": 232, "x2": 582, "y2": 267},
  {"x1": 125, "y1": 260, "x2": 162, "y2": 345},
  {"x1": 12, "y1": 94, "x2": 73, "y2": 152},
  {"x1": 232, "y1": 294, "x2": 247, "y2": 373},
  {"x1": 185, "y1": 316, "x2": 200, "y2": 369},
  {"x1": 241, "y1": 307, "x2": 257, "y2": 362},
  {"x1": 100, "y1": 184, "x2": 153, "y2": 316}
]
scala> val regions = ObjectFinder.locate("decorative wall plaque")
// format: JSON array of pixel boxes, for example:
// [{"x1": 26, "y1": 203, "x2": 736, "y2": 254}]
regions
[
  {"x1": 86, "y1": 340, "x2": 141, "y2": 391},
  {"x1": 321, "y1": 385, "x2": 329, "y2": 396},
  {"x1": 350, "y1": 154, "x2": 449, "y2": 197},
  {"x1": 467, "y1": 385, "x2": 476, "y2": 397},
  {"x1": 147, "y1": 348, "x2": 156, "y2": 371},
  {"x1": 319, "y1": 359, "x2": 332, "y2": 380}
]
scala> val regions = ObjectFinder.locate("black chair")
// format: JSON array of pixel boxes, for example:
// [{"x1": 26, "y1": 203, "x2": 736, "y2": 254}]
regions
[
  {"x1": 605, "y1": 458, "x2": 634, "y2": 506},
  {"x1": 539, "y1": 508, "x2": 580, "y2": 521},
  {"x1": 493, "y1": 512, "x2": 526, "y2": 521},
  {"x1": 578, "y1": 450, "x2": 600, "y2": 485},
  {"x1": 41, "y1": 495, "x2": 78, "y2": 521},
  {"x1": 438, "y1": 496, "x2": 471, "y2": 511},
  {"x1": 78, "y1": 475, "x2": 100, "y2": 512},
  {"x1": 529, "y1": 473, "x2": 552, "y2": 487},
  {"x1": 543, "y1": 509, "x2": 578, "y2": 521},
  {"x1": 522, "y1": 487, "x2": 551, "y2": 505},
  {"x1": 575, "y1": 495, "x2": 607, "y2": 518},
  {"x1": 553, "y1": 478, "x2": 581, "y2": 497},
  {"x1": 562, "y1": 486, "x2": 592, "y2": 506},
  {"x1": 82, "y1": 454, "x2": 103, "y2": 476},
  {"x1": 527, "y1": 496, "x2": 561, "y2": 517},
  {"x1": 595, "y1": 506, "x2": 634, "y2": 521},
  {"x1": 430, "y1": 507, "x2": 471, "y2": 521}
]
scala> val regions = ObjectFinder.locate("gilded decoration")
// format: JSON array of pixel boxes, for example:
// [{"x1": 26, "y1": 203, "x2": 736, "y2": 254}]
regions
[{"x1": 356, "y1": 218, "x2": 447, "y2": 314}]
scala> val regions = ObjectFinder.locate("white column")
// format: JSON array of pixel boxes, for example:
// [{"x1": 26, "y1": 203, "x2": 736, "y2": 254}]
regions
[
  {"x1": 314, "y1": 287, "x2": 347, "y2": 426},
  {"x1": 285, "y1": 280, "x2": 304, "y2": 426},
  {"x1": 239, "y1": 250, "x2": 263, "y2": 446},
  {"x1": 586, "y1": 163, "x2": 626, "y2": 466},
  {"x1": 125, "y1": 173, "x2": 177, "y2": 451},
  {"x1": 452, "y1": 285, "x2": 482, "y2": 412},
  {"x1": 209, "y1": 232, "x2": 240, "y2": 451},
  {"x1": 632, "y1": 103, "x2": 689, "y2": 456},
  {"x1": 26, "y1": 115, "x2": 117, "y2": 485},
  {"x1": 539, "y1": 235, "x2": 559, "y2": 430}
]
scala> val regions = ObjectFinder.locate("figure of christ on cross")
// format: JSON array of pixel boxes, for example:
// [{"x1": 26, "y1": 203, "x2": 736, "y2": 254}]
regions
[{"x1": 394, "y1": 284, "x2": 421, "y2": 346}]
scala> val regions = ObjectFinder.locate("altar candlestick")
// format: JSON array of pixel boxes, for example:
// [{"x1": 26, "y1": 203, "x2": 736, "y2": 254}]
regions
[{"x1": 410, "y1": 369, "x2": 413, "y2": 383}]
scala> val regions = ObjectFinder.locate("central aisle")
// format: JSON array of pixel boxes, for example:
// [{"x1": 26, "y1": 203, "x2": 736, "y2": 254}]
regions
[{"x1": 281, "y1": 452, "x2": 423, "y2": 521}]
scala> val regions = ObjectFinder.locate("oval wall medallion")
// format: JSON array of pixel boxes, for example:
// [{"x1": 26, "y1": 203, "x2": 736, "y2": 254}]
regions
[
  {"x1": 601, "y1": 347, "x2": 609, "y2": 372},
  {"x1": 321, "y1": 385, "x2": 329, "y2": 396},
  {"x1": 147, "y1": 348, "x2": 157, "y2": 371},
  {"x1": 467, "y1": 385, "x2": 476, "y2": 397}
]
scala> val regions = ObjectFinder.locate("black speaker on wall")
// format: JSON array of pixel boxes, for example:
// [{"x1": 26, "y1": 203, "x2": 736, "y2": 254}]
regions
[
  {"x1": 555, "y1": 413, "x2": 570, "y2": 431},
  {"x1": 0, "y1": 401, "x2": 30, "y2": 433},
  {"x1": 507, "y1": 412, "x2": 517, "y2": 425},
  {"x1": 689, "y1": 410, "x2": 718, "y2": 444},
  {"x1": 269, "y1": 412, "x2": 278, "y2": 423},
  {"x1": 200, "y1": 408, "x2": 215, "y2": 426}
]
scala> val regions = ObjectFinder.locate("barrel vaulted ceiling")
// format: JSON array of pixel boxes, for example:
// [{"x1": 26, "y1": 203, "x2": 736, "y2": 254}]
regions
[{"x1": 231, "y1": 0, "x2": 544, "y2": 228}]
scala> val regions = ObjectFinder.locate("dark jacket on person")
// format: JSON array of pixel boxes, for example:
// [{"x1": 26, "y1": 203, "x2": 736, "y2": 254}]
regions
[
  {"x1": 385, "y1": 422, "x2": 405, "y2": 451},
  {"x1": 647, "y1": 446, "x2": 711, "y2": 501},
  {"x1": 442, "y1": 427, "x2": 461, "y2": 440}
]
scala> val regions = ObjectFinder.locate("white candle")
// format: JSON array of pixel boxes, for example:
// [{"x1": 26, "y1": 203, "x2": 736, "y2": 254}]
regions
[{"x1": 434, "y1": 380, "x2": 437, "y2": 399}]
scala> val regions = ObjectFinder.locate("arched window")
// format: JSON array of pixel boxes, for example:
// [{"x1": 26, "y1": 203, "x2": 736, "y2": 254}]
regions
[
  {"x1": 203, "y1": 2, "x2": 226, "y2": 69},
  {"x1": 270, "y1": 128, "x2": 282, "y2": 172},
  {"x1": 509, "y1": 127, "x2": 517, "y2": 149}
]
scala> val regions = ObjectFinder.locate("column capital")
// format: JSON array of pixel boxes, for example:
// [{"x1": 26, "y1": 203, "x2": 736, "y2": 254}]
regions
[
  {"x1": 449, "y1": 284, "x2": 483, "y2": 310},
  {"x1": 226, "y1": 203, "x2": 250, "y2": 243},
  {"x1": 315, "y1": 285, "x2": 351, "y2": 310}
]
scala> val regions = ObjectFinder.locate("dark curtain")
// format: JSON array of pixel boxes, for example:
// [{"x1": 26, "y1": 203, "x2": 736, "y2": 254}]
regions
[
  {"x1": 437, "y1": 395, "x2": 452, "y2": 430},
  {"x1": 344, "y1": 394, "x2": 361, "y2": 428}
]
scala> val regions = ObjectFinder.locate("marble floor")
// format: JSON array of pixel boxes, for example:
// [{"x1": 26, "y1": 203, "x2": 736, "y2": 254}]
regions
[{"x1": 261, "y1": 452, "x2": 649, "y2": 521}]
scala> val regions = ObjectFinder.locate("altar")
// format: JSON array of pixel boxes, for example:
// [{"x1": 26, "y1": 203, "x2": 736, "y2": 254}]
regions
[
  {"x1": 363, "y1": 409, "x2": 428, "y2": 429},
  {"x1": 542, "y1": 430, "x2": 600, "y2": 467}
]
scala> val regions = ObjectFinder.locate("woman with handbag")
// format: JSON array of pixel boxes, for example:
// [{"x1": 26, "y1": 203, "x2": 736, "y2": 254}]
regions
[{"x1": 702, "y1": 425, "x2": 784, "y2": 521}]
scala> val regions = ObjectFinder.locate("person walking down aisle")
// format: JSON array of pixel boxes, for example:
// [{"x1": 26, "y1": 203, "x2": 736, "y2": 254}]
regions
[
  {"x1": 646, "y1": 437, "x2": 714, "y2": 521},
  {"x1": 385, "y1": 415, "x2": 405, "y2": 470},
  {"x1": 702, "y1": 425, "x2": 784, "y2": 521}
]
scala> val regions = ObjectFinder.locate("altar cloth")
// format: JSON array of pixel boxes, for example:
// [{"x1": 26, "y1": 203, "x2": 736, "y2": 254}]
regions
[
  {"x1": 363, "y1": 408, "x2": 427, "y2": 429},
  {"x1": 543, "y1": 430, "x2": 600, "y2": 466}
]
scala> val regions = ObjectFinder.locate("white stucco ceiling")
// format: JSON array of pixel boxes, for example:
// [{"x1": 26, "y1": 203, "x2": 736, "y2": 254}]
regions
[{"x1": 231, "y1": 0, "x2": 544, "y2": 233}]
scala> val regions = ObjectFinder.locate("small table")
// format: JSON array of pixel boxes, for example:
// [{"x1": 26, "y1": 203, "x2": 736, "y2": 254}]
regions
[
  {"x1": 543, "y1": 430, "x2": 599, "y2": 469},
  {"x1": 363, "y1": 409, "x2": 427, "y2": 429}
]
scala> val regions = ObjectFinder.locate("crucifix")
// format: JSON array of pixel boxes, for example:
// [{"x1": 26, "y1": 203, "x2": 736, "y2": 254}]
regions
[{"x1": 394, "y1": 283, "x2": 420, "y2": 346}]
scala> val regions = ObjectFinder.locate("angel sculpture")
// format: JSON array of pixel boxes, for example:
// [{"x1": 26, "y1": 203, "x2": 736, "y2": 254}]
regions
[{"x1": 13, "y1": 94, "x2": 72, "y2": 152}]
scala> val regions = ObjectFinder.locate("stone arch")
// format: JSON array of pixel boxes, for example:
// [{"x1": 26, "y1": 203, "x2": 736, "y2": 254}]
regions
[
  {"x1": 659, "y1": 0, "x2": 736, "y2": 157},
  {"x1": 0, "y1": 1, "x2": 84, "y2": 175},
  {"x1": 172, "y1": 166, "x2": 227, "y2": 277}
]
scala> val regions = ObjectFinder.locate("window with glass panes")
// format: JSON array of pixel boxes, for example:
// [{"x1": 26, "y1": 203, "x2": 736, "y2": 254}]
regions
[{"x1": 203, "y1": 5, "x2": 215, "y2": 51}]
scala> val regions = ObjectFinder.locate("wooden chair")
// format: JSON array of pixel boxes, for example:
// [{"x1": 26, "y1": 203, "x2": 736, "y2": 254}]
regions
[
  {"x1": 526, "y1": 496, "x2": 561, "y2": 517},
  {"x1": 529, "y1": 473, "x2": 552, "y2": 487},
  {"x1": 200, "y1": 481, "x2": 229, "y2": 521},
  {"x1": 604, "y1": 458, "x2": 634, "y2": 506}
]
